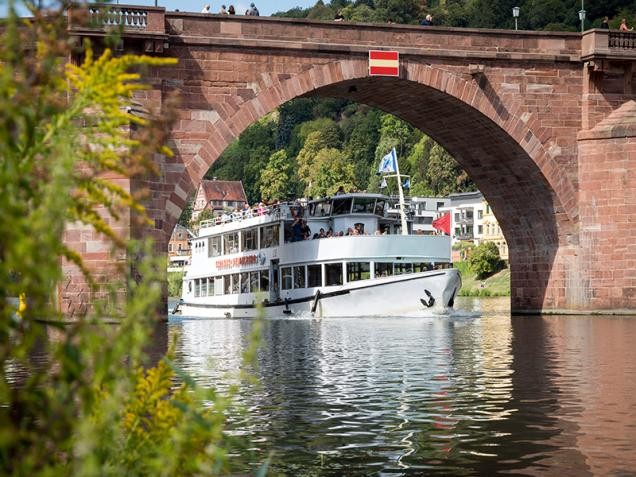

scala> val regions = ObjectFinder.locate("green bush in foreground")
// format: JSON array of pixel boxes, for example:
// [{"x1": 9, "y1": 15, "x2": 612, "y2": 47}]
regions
[{"x1": 0, "y1": 2, "x2": 262, "y2": 475}]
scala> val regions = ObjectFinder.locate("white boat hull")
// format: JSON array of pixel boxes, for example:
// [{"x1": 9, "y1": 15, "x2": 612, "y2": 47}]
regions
[{"x1": 177, "y1": 269, "x2": 461, "y2": 319}]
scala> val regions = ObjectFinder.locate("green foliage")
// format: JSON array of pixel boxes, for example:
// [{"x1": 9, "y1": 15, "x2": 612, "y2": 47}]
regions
[
  {"x1": 260, "y1": 149, "x2": 294, "y2": 201},
  {"x1": 0, "y1": 4, "x2": 261, "y2": 475},
  {"x1": 468, "y1": 242, "x2": 504, "y2": 279},
  {"x1": 167, "y1": 271, "x2": 184, "y2": 297},
  {"x1": 306, "y1": 148, "x2": 357, "y2": 197}
]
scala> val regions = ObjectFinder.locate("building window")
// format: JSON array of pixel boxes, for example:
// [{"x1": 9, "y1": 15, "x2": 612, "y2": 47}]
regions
[
  {"x1": 478, "y1": 225, "x2": 483, "y2": 234},
  {"x1": 478, "y1": 210, "x2": 483, "y2": 219},
  {"x1": 168, "y1": 244, "x2": 173, "y2": 252},
  {"x1": 436, "y1": 202, "x2": 445, "y2": 210},
  {"x1": 347, "y1": 262, "x2": 370, "y2": 282},
  {"x1": 325, "y1": 263, "x2": 343, "y2": 286},
  {"x1": 307, "y1": 264, "x2": 322, "y2": 287}
]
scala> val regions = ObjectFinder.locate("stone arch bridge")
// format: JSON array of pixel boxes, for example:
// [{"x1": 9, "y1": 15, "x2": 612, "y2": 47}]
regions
[{"x1": 65, "y1": 6, "x2": 636, "y2": 316}]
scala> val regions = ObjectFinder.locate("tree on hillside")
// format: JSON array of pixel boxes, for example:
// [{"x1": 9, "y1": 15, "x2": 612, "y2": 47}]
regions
[
  {"x1": 307, "y1": 148, "x2": 357, "y2": 197},
  {"x1": 260, "y1": 150, "x2": 294, "y2": 202},
  {"x1": 469, "y1": 241, "x2": 503, "y2": 279},
  {"x1": 297, "y1": 131, "x2": 331, "y2": 194}
]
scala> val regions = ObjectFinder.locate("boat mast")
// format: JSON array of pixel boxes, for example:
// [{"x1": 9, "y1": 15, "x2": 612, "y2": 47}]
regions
[{"x1": 394, "y1": 158, "x2": 409, "y2": 236}]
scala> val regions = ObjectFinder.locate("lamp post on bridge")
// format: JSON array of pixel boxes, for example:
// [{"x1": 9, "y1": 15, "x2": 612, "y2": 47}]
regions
[
  {"x1": 578, "y1": 0, "x2": 586, "y2": 32},
  {"x1": 512, "y1": 6, "x2": 520, "y2": 30}
]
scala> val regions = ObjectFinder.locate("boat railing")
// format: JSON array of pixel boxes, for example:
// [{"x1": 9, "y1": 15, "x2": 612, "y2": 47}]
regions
[{"x1": 198, "y1": 202, "x2": 299, "y2": 229}]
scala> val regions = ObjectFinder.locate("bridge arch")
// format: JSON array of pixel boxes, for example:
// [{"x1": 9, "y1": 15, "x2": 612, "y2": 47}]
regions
[{"x1": 165, "y1": 58, "x2": 579, "y2": 311}]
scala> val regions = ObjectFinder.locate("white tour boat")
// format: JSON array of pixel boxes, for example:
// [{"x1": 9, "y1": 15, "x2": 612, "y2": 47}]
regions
[{"x1": 177, "y1": 192, "x2": 461, "y2": 318}]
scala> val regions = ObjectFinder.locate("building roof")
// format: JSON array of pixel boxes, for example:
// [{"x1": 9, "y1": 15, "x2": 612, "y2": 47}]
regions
[{"x1": 199, "y1": 179, "x2": 247, "y2": 204}]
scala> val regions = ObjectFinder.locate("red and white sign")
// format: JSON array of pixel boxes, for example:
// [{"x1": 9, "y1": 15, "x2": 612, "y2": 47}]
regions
[
  {"x1": 369, "y1": 50, "x2": 399, "y2": 77},
  {"x1": 216, "y1": 254, "x2": 258, "y2": 270}
]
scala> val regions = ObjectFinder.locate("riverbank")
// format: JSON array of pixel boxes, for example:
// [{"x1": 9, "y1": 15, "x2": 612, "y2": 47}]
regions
[{"x1": 455, "y1": 261, "x2": 510, "y2": 297}]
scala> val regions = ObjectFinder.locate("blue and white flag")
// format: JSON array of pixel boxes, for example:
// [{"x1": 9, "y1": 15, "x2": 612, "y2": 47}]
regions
[
  {"x1": 379, "y1": 177, "x2": 388, "y2": 189},
  {"x1": 402, "y1": 178, "x2": 410, "y2": 189},
  {"x1": 378, "y1": 147, "x2": 397, "y2": 174}
]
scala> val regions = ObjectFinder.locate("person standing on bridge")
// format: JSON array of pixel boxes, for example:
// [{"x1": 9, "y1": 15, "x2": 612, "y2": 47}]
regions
[
  {"x1": 219, "y1": 4, "x2": 228, "y2": 14},
  {"x1": 420, "y1": 14, "x2": 433, "y2": 26},
  {"x1": 201, "y1": 4, "x2": 211, "y2": 13},
  {"x1": 246, "y1": 2, "x2": 259, "y2": 16},
  {"x1": 600, "y1": 16, "x2": 609, "y2": 29},
  {"x1": 228, "y1": 5, "x2": 235, "y2": 14},
  {"x1": 620, "y1": 18, "x2": 634, "y2": 31}
]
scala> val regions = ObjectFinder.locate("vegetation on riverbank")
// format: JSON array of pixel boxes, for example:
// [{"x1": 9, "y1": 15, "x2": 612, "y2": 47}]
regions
[
  {"x1": 168, "y1": 271, "x2": 184, "y2": 297},
  {"x1": 455, "y1": 262, "x2": 511, "y2": 297}
]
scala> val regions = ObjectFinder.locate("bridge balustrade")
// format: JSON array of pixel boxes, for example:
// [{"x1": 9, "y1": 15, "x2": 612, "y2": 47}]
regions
[
  {"x1": 609, "y1": 31, "x2": 636, "y2": 49},
  {"x1": 87, "y1": 6, "x2": 148, "y2": 30}
]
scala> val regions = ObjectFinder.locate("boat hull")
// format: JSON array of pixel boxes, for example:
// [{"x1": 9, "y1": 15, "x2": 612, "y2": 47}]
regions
[{"x1": 177, "y1": 268, "x2": 461, "y2": 319}]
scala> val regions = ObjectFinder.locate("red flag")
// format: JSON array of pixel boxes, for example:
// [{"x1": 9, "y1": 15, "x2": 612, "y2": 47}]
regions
[{"x1": 432, "y1": 212, "x2": 451, "y2": 235}]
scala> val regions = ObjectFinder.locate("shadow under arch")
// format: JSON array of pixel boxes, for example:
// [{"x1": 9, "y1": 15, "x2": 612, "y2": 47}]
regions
[{"x1": 167, "y1": 59, "x2": 578, "y2": 312}]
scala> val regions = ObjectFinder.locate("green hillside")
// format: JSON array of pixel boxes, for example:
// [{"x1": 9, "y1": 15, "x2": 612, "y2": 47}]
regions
[{"x1": 455, "y1": 261, "x2": 510, "y2": 297}]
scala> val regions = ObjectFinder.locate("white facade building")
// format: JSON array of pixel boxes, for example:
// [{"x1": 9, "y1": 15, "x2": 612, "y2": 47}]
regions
[{"x1": 410, "y1": 197, "x2": 450, "y2": 234}]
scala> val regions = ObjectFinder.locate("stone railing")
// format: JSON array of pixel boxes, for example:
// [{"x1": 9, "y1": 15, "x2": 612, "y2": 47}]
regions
[
  {"x1": 609, "y1": 31, "x2": 636, "y2": 49},
  {"x1": 68, "y1": 4, "x2": 166, "y2": 35},
  {"x1": 88, "y1": 6, "x2": 149, "y2": 30},
  {"x1": 582, "y1": 29, "x2": 636, "y2": 60}
]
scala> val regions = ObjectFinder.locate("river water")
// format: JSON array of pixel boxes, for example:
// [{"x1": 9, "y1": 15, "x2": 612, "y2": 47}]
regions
[{"x1": 164, "y1": 297, "x2": 636, "y2": 476}]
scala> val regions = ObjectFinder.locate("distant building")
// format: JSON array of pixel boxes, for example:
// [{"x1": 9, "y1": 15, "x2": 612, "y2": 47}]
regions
[
  {"x1": 410, "y1": 196, "x2": 450, "y2": 234},
  {"x1": 481, "y1": 199, "x2": 508, "y2": 261},
  {"x1": 168, "y1": 224, "x2": 194, "y2": 271},
  {"x1": 439, "y1": 191, "x2": 508, "y2": 262},
  {"x1": 191, "y1": 179, "x2": 248, "y2": 222}
]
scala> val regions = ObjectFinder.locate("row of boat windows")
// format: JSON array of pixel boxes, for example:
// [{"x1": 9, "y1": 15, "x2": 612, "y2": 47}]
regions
[
  {"x1": 198, "y1": 224, "x2": 280, "y2": 257},
  {"x1": 190, "y1": 262, "x2": 450, "y2": 297}
]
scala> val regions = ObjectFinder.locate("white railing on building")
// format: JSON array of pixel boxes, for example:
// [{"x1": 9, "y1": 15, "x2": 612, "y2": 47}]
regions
[{"x1": 88, "y1": 7, "x2": 148, "y2": 30}]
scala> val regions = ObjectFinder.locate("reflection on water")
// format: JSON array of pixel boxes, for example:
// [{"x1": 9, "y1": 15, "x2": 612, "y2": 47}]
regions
[{"x1": 166, "y1": 297, "x2": 636, "y2": 475}]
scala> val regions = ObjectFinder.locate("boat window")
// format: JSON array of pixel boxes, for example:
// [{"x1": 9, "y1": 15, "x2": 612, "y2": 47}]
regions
[
  {"x1": 223, "y1": 232, "x2": 239, "y2": 254},
  {"x1": 352, "y1": 198, "x2": 376, "y2": 214},
  {"x1": 332, "y1": 198, "x2": 352, "y2": 215},
  {"x1": 242, "y1": 228, "x2": 258, "y2": 252},
  {"x1": 214, "y1": 277, "x2": 223, "y2": 295},
  {"x1": 374, "y1": 200, "x2": 386, "y2": 216},
  {"x1": 294, "y1": 266, "x2": 305, "y2": 289},
  {"x1": 310, "y1": 201, "x2": 331, "y2": 217},
  {"x1": 194, "y1": 279, "x2": 201, "y2": 297},
  {"x1": 240, "y1": 272, "x2": 250, "y2": 293},
  {"x1": 260, "y1": 224, "x2": 280, "y2": 249},
  {"x1": 325, "y1": 263, "x2": 343, "y2": 286},
  {"x1": 260, "y1": 270, "x2": 270, "y2": 292},
  {"x1": 208, "y1": 236, "x2": 222, "y2": 257},
  {"x1": 224, "y1": 275, "x2": 231, "y2": 295},
  {"x1": 230, "y1": 273, "x2": 240, "y2": 294},
  {"x1": 394, "y1": 263, "x2": 413, "y2": 275},
  {"x1": 375, "y1": 262, "x2": 393, "y2": 278},
  {"x1": 250, "y1": 271, "x2": 260, "y2": 292},
  {"x1": 281, "y1": 267, "x2": 293, "y2": 290},
  {"x1": 307, "y1": 264, "x2": 321, "y2": 287},
  {"x1": 347, "y1": 262, "x2": 370, "y2": 282}
]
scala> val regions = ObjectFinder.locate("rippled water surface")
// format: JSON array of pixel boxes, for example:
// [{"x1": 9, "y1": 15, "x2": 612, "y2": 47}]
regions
[{"x1": 166, "y1": 298, "x2": 636, "y2": 476}]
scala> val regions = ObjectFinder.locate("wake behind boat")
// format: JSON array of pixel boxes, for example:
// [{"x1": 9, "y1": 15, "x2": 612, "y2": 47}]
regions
[{"x1": 178, "y1": 192, "x2": 461, "y2": 318}]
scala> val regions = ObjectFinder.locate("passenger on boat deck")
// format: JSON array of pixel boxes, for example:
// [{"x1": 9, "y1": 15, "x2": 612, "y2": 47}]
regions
[
  {"x1": 319, "y1": 228, "x2": 326, "y2": 238},
  {"x1": 335, "y1": 185, "x2": 345, "y2": 195},
  {"x1": 346, "y1": 227, "x2": 354, "y2": 236},
  {"x1": 338, "y1": 231, "x2": 344, "y2": 237},
  {"x1": 326, "y1": 228, "x2": 334, "y2": 238},
  {"x1": 301, "y1": 220, "x2": 311, "y2": 240},
  {"x1": 257, "y1": 202, "x2": 265, "y2": 215},
  {"x1": 242, "y1": 203, "x2": 251, "y2": 217},
  {"x1": 292, "y1": 217, "x2": 303, "y2": 242}
]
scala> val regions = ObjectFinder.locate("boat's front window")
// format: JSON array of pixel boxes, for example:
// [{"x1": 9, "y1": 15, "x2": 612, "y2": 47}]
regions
[
  {"x1": 260, "y1": 224, "x2": 280, "y2": 249},
  {"x1": 375, "y1": 262, "x2": 394, "y2": 278},
  {"x1": 307, "y1": 264, "x2": 322, "y2": 287},
  {"x1": 352, "y1": 198, "x2": 376, "y2": 214},
  {"x1": 281, "y1": 267, "x2": 293, "y2": 290},
  {"x1": 332, "y1": 198, "x2": 352, "y2": 215},
  {"x1": 294, "y1": 266, "x2": 305, "y2": 289},
  {"x1": 325, "y1": 263, "x2": 343, "y2": 286},
  {"x1": 347, "y1": 262, "x2": 371, "y2": 282},
  {"x1": 208, "y1": 236, "x2": 222, "y2": 257}
]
